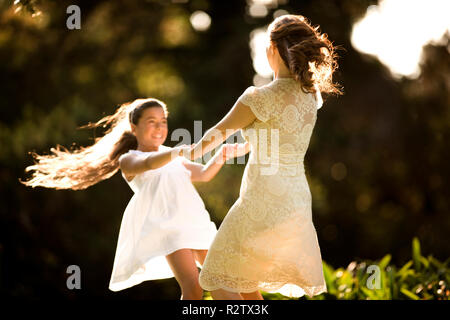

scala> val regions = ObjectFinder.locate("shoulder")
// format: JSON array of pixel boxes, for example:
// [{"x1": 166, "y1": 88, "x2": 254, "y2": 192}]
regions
[
  {"x1": 118, "y1": 151, "x2": 138, "y2": 181},
  {"x1": 118, "y1": 151, "x2": 141, "y2": 175},
  {"x1": 122, "y1": 145, "x2": 171, "y2": 157},
  {"x1": 240, "y1": 85, "x2": 258, "y2": 96},
  {"x1": 238, "y1": 84, "x2": 273, "y2": 107},
  {"x1": 118, "y1": 149, "x2": 156, "y2": 168},
  {"x1": 237, "y1": 84, "x2": 274, "y2": 122},
  {"x1": 118, "y1": 150, "x2": 136, "y2": 163},
  {"x1": 239, "y1": 84, "x2": 272, "y2": 101}
]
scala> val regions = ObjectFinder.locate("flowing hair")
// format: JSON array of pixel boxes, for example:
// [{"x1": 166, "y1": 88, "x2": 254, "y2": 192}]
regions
[
  {"x1": 269, "y1": 14, "x2": 342, "y2": 95},
  {"x1": 21, "y1": 98, "x2": 168, "y2": 190}
]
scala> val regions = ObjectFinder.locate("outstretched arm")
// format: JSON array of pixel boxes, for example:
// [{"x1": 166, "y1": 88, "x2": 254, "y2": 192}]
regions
[
  {"x1": 183, "y1": 143, "x2": 250, "y2": 182},
  {"x1": 119, "y1": 145, "x2": 190, "y2": 176},
  {"x1": 188, "y1": 100, "x2": 256, "y2": 161}
]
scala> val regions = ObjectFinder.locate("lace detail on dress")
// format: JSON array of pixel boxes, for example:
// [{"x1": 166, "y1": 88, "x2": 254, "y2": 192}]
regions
[
  {"x1": 238, "y1": 86, "x2": 272, "y2": 122},
  {"x1": 199, "y1": 78, "x2": 326, "y2": 298},
  {"x1": 199, "y1": 196, "x2": 327, "y2": 297}
]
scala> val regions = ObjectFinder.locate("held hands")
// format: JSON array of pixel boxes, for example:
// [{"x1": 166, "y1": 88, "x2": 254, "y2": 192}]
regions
[
  {"x1": 177, "y1": 143, "x2": 199, "y2": 161},
  {"x1": 173, "y1": 144, "x2": 194, "y2": 160},
  {"x1": 174, "y1": 142, "x2": 249, "y2": 163},
  {"x1": 218, "y1": 142, "x2": 249, "y2": 163}
]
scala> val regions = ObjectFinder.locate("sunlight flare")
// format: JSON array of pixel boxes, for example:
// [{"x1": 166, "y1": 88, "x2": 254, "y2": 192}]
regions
[{"x1": 351, "y1": 0, "x2": 450, "y2": 79}]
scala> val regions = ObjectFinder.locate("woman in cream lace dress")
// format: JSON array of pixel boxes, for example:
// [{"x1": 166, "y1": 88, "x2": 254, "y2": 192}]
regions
[{"x1": 185, "y1": 15, "x2": 341, "y2": 299}]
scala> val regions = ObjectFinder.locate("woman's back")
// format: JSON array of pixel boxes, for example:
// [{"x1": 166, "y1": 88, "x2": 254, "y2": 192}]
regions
[
  {"x1": 239, "y1": 78, "x2": 322, "y2": 177},
  {"x1": 199, "y1": 78, "x2": 327, "y2": 297}
]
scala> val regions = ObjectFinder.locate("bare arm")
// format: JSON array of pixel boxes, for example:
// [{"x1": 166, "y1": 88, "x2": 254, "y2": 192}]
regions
[
  {"x1": 182, "y1": 148, "x2": 226, "y2": 182},
  {"x1": 188, "y1": 100, "x2": 256, "y2": 161},
  {"x1": 119, "y1": 145, "x2": 189, "y2": 176},
  {"x1": 183, "y1": 143, "x2": 250, "y2": 182}
]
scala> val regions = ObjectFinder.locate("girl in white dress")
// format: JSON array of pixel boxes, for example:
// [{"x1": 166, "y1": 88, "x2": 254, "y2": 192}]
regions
[
  {"x1": 184, "y1": 14, "x2": 342, "y2": 300},
  {"x1": 22, "y1": 97, "x2": 244, "y2": 300}
]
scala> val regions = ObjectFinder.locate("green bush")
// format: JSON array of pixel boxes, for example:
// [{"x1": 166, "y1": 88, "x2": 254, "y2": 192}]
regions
[
  {"x1": 260, "y1": 237, "x2": 449, "y2": 300},
  {"x1": 204, "y1": 237, "x2": 449, "y2": 300}
]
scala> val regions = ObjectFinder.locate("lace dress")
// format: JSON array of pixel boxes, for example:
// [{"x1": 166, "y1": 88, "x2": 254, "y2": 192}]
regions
[{"x1": 198, "y1": 78, "x2": 327, "y2": 298}]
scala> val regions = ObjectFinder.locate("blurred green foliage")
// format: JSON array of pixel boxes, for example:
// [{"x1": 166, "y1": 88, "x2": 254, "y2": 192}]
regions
[
  {"x1": 0, "y1": 0, "x2": 449, "y2": 299},
  {"x1": 258, "y1": 237, "x2": 449, "y2": 300}
]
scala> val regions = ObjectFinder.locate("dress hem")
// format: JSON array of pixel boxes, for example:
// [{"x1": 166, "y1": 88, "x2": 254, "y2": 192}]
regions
[
  {"x1": 199, "y1": 281, "x2": 327, "y2": 298},
  {"x1": 109, "y1": 242, "x2": 213, "y2": 292}
]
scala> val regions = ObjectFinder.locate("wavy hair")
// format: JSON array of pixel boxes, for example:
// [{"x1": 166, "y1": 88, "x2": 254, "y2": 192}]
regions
[
  {"x1": 269, "y1": 14, "x2": 342, "y2": 95},
  {"x1": 21, "y1": 98, "x2": 168, "y2": 190}
]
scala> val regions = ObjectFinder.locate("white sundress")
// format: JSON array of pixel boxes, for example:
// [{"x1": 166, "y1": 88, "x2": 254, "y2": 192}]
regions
[{"x1": 109, "y1": 145, "x2": 217, "y2": 292}]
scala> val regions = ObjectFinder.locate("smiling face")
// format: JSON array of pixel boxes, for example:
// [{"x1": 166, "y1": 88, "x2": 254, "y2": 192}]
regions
[{"x1": 131, "y1": 106, "x2": 168, "y2": 151}]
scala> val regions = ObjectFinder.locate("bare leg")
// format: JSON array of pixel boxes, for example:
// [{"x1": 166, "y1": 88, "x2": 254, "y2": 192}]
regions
[
  {"x1": 192, "y1": 249, "x2": 243, "y2": 300},
  {"x1": 166, "y1": 249, "x2": 203, "y2": 300},
  {"x1": 241, "y1": 291, "x2": 264, "y2": 300},
  {"x1": 211, "y1": 288, "x2": 244, "y2": 300},
  {"x1": 192, "y1": 249, "x2": 208, "y2": 266}
]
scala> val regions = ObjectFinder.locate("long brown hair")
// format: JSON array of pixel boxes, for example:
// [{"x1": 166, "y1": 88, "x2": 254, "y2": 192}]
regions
[
  {"x1": 21, "y1": 98, "x2": 168, "y2": 190},
  {"x1": 269, "y1": 14, "x2": 342, "y2": 95}
]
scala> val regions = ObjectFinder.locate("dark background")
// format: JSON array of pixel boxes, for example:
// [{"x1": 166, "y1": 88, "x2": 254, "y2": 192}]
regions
[{"x1": 0, "y1": 0, "x2": 448, "y2": 299}]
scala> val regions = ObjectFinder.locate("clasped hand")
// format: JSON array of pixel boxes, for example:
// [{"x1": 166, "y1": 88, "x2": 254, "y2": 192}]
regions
[{"x1": 175, "y1": 142, "x2": 249, "y2": 162}]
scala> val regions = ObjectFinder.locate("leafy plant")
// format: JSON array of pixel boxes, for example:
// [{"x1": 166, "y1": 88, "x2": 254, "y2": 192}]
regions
[{"x1": 259, "y1": 237, "x2": 449, "y2": 300}]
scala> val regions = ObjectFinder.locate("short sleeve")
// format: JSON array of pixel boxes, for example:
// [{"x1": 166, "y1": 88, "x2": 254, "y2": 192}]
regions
[
  {"x1": 237, "y1": 86, "x2": 272, "y2": 122},
  {"x1": 118, "y1": 151, "x2": 131, "y2": 163},
  {"x1": 117, "y1": 149, "x2": 145, "y2": 166}
]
